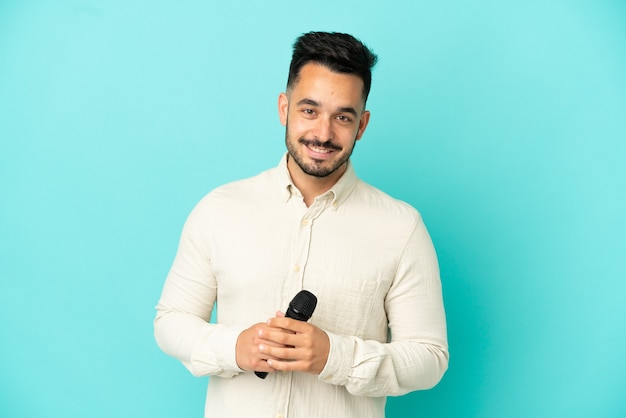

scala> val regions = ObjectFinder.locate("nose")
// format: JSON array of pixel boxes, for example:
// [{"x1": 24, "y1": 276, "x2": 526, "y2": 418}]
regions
[{"x1": 312, "y1": 117, "x2": 333, "y2": 142}]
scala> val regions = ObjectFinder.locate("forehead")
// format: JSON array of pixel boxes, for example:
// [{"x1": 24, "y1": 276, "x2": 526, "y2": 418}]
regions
[{"x1": 289, "y1": 63, "x2": 365, "y2": 109}]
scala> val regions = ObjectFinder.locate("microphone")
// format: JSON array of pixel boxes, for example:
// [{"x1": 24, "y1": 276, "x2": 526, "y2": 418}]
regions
[{"x1": 255, "y1": 290, "x2": 318, "y2": 379}]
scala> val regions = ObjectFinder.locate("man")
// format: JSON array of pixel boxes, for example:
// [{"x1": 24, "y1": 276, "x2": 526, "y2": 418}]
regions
[{"x1": 155, "y1": 31, "x2": 448, "y2": 418}]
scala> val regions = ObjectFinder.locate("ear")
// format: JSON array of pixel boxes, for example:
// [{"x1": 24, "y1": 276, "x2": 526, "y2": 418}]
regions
[
  {"x1": 355, "y1": 110, "x2": 371, "y2": 141},
  {"x1": 278, "y1": 93, "x2": 289, "y2": 126}
]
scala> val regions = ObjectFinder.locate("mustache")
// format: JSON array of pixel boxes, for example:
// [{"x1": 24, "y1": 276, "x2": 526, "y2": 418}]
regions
[{"x1": 298, "y1": 138, "x2": 342, "y2": 151}]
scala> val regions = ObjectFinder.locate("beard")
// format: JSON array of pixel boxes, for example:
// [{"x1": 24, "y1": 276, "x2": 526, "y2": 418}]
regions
[{"x1": 285, "y1": 127, "x2": 357, "y2": 178}]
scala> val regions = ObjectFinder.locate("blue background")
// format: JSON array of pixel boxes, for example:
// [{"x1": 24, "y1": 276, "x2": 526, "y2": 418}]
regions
[{"x1": 1, "y1": 1, "x2": 625, "y2": 417}]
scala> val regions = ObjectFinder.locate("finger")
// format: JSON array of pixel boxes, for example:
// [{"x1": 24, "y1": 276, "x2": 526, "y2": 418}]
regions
[
  {"x1": 264, "y1": 346, "x2": 327, "y2": 375},
  {"x1": 260, "y1": 344, "x2": 303, "y2": 362},
  {"x1": 267, "y1": 358, "x2": 292, "y2": 371},
  {"x1": 266, "y1": 358, "x2": 311, "y2": 373},
  {"x1": 267, "y1": 317, "x2": 310, "y2": 333},
  {"x1": 257, "y1": 344, "x2": 288, "y2": 361},
  {"x1": 258, "y1": 327, "x2": 292, "y2": 347},
  {"x1": 260, "y1": 327, "x2": 303, "y2": 347}
]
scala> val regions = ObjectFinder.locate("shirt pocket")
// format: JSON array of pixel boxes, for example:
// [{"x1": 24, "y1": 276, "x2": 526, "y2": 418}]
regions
[{"x1": 305, "y1": 268, "x2": 392, "y2": 342}]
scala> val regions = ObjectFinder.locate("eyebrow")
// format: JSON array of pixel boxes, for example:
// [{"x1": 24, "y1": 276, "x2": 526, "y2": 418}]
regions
[{"x1": 296, "y1": 98, "x2": 359, "y2": 118}]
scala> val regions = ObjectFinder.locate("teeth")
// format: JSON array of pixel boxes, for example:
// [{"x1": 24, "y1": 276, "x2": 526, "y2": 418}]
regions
[{"x1": 309, "y1": 145, "x2": 331, "y2": 153}]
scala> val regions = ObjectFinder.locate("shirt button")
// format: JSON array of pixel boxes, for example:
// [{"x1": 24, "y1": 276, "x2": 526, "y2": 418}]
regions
[
  {"x1": 294, "y1": 265, "x2": 300, "y2": 273},
  {"x1": 302, "y1": 219, "x2": 309, "y2": 226}
]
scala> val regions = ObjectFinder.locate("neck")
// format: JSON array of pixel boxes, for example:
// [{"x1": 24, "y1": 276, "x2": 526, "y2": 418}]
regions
[{"x1": 287, "y1": 156, "x2": 346, "y2": 207}]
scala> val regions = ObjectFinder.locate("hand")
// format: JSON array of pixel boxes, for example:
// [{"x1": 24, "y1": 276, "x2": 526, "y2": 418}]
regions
[
  {"x1": 260, "y1": 315, "x2": 330, "y2": 375},
  {"x1": 235, "y1": 321, "x2": 289, "y2": 373}
]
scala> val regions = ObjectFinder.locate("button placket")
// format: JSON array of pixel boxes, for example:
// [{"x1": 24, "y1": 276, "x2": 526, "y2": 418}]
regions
[{"x1": 288, "y1": 198, "x2": 328, "y2": 295}]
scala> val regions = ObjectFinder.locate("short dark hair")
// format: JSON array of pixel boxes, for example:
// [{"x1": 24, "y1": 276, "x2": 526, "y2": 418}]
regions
[{"x1": 287, "y1": 31, "x2": 378, "y2": 104}]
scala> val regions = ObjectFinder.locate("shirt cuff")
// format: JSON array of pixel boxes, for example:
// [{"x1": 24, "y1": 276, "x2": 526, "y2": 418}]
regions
[
  {"x1": 190, "y1": 323, "x2": 247, "y2": 377},
  {"x1": 318, "y1": 331, "x2": 354, "y2": 386}
]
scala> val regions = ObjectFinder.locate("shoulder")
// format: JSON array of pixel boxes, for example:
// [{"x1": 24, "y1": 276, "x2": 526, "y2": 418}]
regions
[
  {"x1": 350, "y1": 179, "x2": 422, "y2": 224},
  {"x1": 206, "y1": 167, "x2": 276, "y2": 203},
  {"x1": 188, "y1": 167, "x2": 278, "y2": 221}
]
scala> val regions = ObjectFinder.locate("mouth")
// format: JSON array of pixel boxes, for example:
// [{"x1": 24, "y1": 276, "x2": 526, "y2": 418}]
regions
[{"x1": 300, "y1": 139, "x2": 341, "y2": 160}]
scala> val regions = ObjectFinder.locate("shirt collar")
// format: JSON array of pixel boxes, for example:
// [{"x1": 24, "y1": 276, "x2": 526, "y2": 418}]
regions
[{"x1": 276, "y1": 153, "x2": 357, "y2": 209}]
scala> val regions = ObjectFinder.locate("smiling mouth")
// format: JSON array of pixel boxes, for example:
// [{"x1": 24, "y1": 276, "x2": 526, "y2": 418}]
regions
[
  {"x1": 308, "y1": 144, "x2": 333, "y2": 154},
  {"x1": 300, "y1": 139, "x2": 342, "y2": 154}
]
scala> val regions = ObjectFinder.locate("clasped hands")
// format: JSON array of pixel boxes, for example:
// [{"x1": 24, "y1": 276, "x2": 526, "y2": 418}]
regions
[{"x1": 235, "y1": 311, "x2": 330, "y2": 375}]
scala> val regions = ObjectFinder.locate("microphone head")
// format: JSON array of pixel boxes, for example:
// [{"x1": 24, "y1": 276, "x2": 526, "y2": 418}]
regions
[{"x1": 287, "y1": 290, "x2": 317, "y2": 321}]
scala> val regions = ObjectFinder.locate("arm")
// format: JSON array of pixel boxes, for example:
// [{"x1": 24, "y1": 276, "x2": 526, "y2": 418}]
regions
[
  {"x1": 259, "y1": 217, "x2": 449, "y2": 396},
  {"x1": 153, "y1": 203, "x2": 246, "y2": 378},
  {"x1": 322, "y1": 218, "x2": 449, "y2": 396}
]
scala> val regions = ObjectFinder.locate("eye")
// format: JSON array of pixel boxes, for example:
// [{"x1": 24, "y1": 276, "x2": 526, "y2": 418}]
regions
[
  {"x1": 302, "y1": 108, "x2": 315, "y2": 116},
  {"x1": 336, "y1": 115, "x2": 352, "y2": 123}
]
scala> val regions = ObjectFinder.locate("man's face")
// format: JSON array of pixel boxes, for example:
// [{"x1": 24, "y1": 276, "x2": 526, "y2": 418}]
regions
[{"x1": 279, "y1": 63, "x2": 370, "y2": 182}]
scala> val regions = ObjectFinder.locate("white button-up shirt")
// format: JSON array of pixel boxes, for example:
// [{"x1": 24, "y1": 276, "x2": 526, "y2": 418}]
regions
[{"x1": 155, "y1": 155, "x2": 449, "y2": 418}]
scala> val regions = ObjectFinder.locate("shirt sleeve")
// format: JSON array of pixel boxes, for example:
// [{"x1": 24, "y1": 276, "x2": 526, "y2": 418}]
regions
[
  {"x1": 317, "y1": 216, "x2": 449, "y2": 396},
  {"x1": 153, "y1": 200, "x2": 246, "y2": 378}
]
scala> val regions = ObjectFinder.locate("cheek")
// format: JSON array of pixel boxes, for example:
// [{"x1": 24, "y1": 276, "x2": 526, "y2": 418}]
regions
[
  {"x1": 285, "y1": 123, "x2": 305, "y2": 143},
  {"x1": 338, "y1": 125, "x2": 360, "y2": 141},
  {"x1": 287, "y1": 116, "x2": 311, "y2": 134}
]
